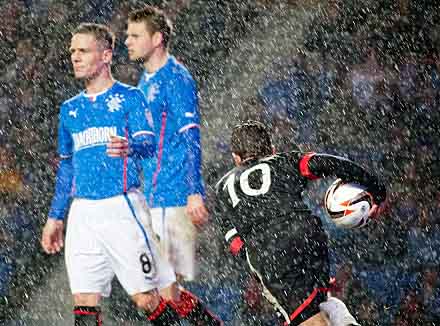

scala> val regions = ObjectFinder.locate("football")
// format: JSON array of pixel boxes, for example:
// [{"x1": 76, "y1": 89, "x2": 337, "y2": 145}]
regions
[{"x1": 324, "y1": 179, "x2": 373, "y2": 229}]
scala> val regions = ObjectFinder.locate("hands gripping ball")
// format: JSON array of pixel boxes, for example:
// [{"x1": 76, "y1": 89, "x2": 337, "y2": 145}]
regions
[{"x1": 324, "y1": 179, "x2": 373, "y2": 229}]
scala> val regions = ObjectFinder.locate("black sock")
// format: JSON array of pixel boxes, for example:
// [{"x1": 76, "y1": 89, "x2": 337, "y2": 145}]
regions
[
  {"x1": 73, "y1": 306, "x2": 102, "y2": 326},
  {"x1": 171, "y1": 290, "x2": 223, "y2": 326},
  {"x1": 146, "y1": 298, "x2": 181, "y2": 326}
]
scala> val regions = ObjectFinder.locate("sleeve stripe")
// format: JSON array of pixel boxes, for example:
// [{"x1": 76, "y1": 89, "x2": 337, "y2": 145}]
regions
[
  {"x1": 59, "y1": 154, "x2": 72, "y2": 159},
  {"x1": 133, "y1": 130, "x2": 155, "y2": 137},
  {"x1": 178, "y1": 123, "x2": 200, "y2": 133},
  {"x1": 299, "y1": 152, "x2": 320, "y2": 180},
  {"x1": 225, "y1": 228, "x2": 238, "y2": 242}
]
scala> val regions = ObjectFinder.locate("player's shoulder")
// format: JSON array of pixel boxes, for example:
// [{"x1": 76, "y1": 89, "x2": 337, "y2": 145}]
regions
[
  {"x1": 215, "y1": 168, "x2": 237, "y2": 193},
  {"x1": 256, "y1": 152, "x2": 292, "y2": 163},
  {"x1": 273, "y1": 150, "x2": 304, "y2": 161},
  {"x1": 168, "y1": 56, "x2": 191, "y2": 75},
  {"x1": 60, "y1": 92, "x2": 83, "y2": 113},
  {"x1": 253, "y1": 151, "x2": 305, "y2": 170},
  {"x1": 62, "y1": 92, "x2": 82, "y2": 106},
  {"x1": 113, "y1": 81, "x2": 143, "y2": 96},
  {"x1": 113, "y1": 81, "x2": 146, "y2": 103},
  {"x1": 167, "y1": 56, "x2": 195, "y2": 84}
]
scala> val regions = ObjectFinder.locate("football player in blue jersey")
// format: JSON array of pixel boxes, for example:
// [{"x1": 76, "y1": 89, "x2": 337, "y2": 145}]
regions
[
  {"x1": 125, "y1": 6, "x2": 222, "y2": 325},
  {"x1": 40, "y1": 23, "x2": 204, "y2": 326}
]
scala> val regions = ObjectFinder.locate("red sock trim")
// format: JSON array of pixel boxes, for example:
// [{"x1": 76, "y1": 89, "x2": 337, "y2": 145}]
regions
[
  {"x1": 169, "y1": 290, "x2": 198, "y2": 318},
  {"x1": 73, "y1": 310, "x2": 98, "y2": 316},
  {"x1": 73, "y1": 307, "x2": 102, "y2": 326},
  {"x1": 147, "y1": 299, "x2": 168, "y2": 321}
]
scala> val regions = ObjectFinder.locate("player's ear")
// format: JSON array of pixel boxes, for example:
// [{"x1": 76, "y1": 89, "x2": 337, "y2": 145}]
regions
[
  {"x1": 102, "y1": 49, "x2": 113, "y2": 64},
  {"x1": 232, "y1": 153, "x2": 242, "y2": 166},
  {"x1": 152, "y1": 31, "x2": 163, "y2": 48},
  {"x1": 272, "y1": 146, "x2": 276, "y2": 155}
]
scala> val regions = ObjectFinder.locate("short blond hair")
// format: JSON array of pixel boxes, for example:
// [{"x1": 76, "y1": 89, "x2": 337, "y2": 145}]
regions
[{"x1": 73, "y1": 23, "x2": 115, "y2": 50}]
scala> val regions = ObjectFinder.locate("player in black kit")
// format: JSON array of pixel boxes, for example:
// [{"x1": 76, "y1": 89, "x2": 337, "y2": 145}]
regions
[{"x1": 214, "y1": 121, "x2": 387, "y2": 326}]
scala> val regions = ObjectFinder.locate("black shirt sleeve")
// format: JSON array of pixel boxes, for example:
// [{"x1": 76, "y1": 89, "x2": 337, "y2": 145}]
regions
[
  {"x1": 214, "y1": 172, "x2": 245, "y2": 249},
  {"x1": 214, "y1": 187, "x2": 237, "y2": 239},
  {"x1": 305, "y1": 153, "x2": 387, "y2": 204}
]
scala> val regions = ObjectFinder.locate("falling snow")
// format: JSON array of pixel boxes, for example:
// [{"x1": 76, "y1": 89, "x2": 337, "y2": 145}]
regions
[{"x1": 0, "y1": 0, "x2": 440, "y2": 325}]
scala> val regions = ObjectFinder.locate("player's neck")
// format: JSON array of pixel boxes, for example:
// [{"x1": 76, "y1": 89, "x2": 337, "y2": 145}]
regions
[
  {"x1": 143, "y1": 49, "x2": 169, "y2": 74},
  {"x1": 84, "y1": 70, "x2": 115, "y2": 95}
]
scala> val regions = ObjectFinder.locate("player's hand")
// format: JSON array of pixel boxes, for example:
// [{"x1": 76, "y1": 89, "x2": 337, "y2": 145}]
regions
[
  {"x1": 107, "y1": 135, "x2": 129, "y2": 157},
  {"x1": 41, "y1": 218, "x2": 64, "y2": 254},
  {"x1": 186, "y1": 194, "x2": 209, "y2": 227},
  {"x1": 368, "y1": 198, "x2": 388, "y2": 220}
]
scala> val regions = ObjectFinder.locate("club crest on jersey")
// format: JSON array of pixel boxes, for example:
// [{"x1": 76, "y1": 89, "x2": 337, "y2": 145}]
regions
[
  {"x1": 105, "y1": 93, "x2": 125, "y2": 112},
  {"x1": 147, "y1": 84, "x2": 159, "y2": 103}
]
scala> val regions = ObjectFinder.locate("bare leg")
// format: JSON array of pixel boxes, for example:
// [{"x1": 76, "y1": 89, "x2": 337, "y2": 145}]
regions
[{"x1": 299, "y1": 312, "x2": 329, "y2": 326}]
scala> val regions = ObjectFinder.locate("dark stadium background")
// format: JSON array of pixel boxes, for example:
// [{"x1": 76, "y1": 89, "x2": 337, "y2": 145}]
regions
[{"x1": 0, "y1": 0, "x2": 439, "y2": 325}]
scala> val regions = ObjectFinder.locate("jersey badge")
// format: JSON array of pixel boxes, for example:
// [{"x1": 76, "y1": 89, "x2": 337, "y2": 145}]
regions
[{"x1": 106, "y1": 93, "x2": 125, "y2": 112}]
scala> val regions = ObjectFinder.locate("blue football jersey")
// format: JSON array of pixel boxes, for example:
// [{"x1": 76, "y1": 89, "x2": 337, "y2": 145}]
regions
[
  {"x1": 137, "y1": 56, "x2": 204, "y2": 207},
  {"x1": 58, "y1": 81, "x2": 154, "y2": 199}
]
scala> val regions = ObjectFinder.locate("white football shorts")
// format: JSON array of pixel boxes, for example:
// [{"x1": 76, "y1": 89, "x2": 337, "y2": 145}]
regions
[
  {"x1": 150, "y1": 207, "x2": 197, "y2": 281},
  {"x1": 65, "y1": 190, "x2": 175, "y2": 297}
]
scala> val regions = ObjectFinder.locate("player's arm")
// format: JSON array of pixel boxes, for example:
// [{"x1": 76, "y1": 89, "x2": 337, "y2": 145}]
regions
[
  {"x1": 107, "y1": 91, "x2": 156, "y2": 159},
  {"x1": 107, "y1": 134, "x2": 156, "y2": 158},
  {"x1": 48, "y1": 156, "x2": 73, "y2": 220},
  {"x1": 42, "y1": 156, "x2": 72, "y2": 254},
  {"x1": 298, "y1": 152, "x2": 387, "y2": 205},
  {"x1": 169, "y1": 73, "x2": 208, "y2": 225},
  {"x1": 129, "y1": 133, "x2": 155, "y2": 159},
  {"x1": 214, "y1": 176, "x2": 246, "y2": 259},
  {"x1": 42, "y1": 110, "x2": 72, "y2": 254},
  {"x1": 182, "y1": 127, "x2": 208, "y2": 225}
]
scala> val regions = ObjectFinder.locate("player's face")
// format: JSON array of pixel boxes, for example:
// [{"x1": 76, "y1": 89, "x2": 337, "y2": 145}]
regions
[
  {"x1": 69, "y1": 33, "x2": 111, "y2": 80},
  {"x1": 125, "y1": 22, "x2": 160, "y2": 62}
]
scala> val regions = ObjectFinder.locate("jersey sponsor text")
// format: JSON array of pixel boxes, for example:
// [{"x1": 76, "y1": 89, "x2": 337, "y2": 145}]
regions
[{"x1": 72, "y1": 126, "x2": 117, "y2": 151}]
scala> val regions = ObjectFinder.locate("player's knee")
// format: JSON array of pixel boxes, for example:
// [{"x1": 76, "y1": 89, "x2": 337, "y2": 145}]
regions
[
  {"x1": 159, "y1": 281, "x2": 180, "y2": 301},
  {"x1": 73, "y1": 293, "x2": 101, "y2": 307},
  {"x1": 132, "y1": 289, "x2": 161, "y2": 313},
  {"x1": 175, "y1": 273, "x2": 185, "y2": 284}
]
